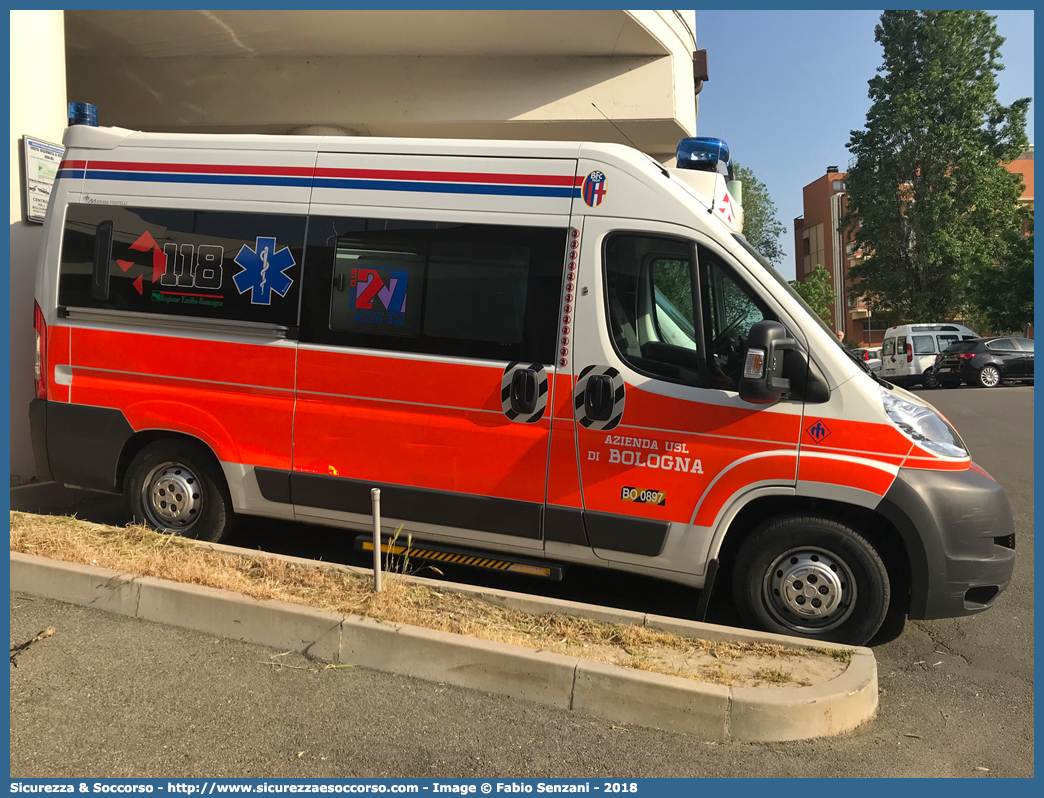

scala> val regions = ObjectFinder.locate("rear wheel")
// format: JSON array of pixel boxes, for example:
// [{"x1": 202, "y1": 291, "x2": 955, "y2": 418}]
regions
[
  {"x1": 731, "y1": 515, "x2": 890, "y2": 645},
  {"x1": 124, "y1": 439, "x2": 233, "y2": 543},
  {"x1": 978, "y1": 365, "x2": 1001, "y2": 388},
  {"x1": 922, "y1": 369, "x2": 940, "y2": 389}
]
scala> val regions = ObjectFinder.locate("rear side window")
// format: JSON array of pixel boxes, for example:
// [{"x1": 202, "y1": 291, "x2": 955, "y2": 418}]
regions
[
  {"x1": 1015, "y1": 338, "x2": 1034, "y2": 352},
  {"x1": 57, "y1": 204, "x2": 305, "y2": 327},
  {"x1": 912, "y1": 335, "x2": 936, "y2": 354},
  {"x1": 987, "y1": 338, "x2": 1015, "y2": 350},
  {"x1": 302, "y1": 216, "x2": 565, "y2": 364},
  {"x1": 882, "y1": 338, "x2": 895, "y2": 357},
  {"x1": 937, "y1": 334, "x2": 959, "y2": 350}
]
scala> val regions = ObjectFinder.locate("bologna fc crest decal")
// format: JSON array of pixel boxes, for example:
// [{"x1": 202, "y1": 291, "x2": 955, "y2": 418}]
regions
[{"x1": 582, "y1": 171, "x2": 608, "y2": 207}]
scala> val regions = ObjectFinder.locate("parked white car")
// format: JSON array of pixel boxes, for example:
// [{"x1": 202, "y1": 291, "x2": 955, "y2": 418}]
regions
[{"x1": 881, "y1": 324, "x2": 979, "y2": 387}]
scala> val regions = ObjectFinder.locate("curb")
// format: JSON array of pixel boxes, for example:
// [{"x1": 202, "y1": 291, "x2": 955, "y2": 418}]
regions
[{"x1": 9, "y1": 551, "x2": 878, "y2": 742}]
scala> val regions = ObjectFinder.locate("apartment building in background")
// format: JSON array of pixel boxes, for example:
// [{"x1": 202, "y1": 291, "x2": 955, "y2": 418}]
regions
[{"x1": 793, "y1": 148, "x2": 1034, "y2": 348}]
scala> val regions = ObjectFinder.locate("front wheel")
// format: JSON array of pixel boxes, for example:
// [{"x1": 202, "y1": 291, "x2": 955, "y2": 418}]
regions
[
  {"x1": 124, "y1": 439, "x2": 234, "y2": 543},
  {"x1": 731, "y1": 515, "x2": 890, "y2": 645},
  {"x1": 978, "y1": 365, "x2": 1001, "y2": 388}
]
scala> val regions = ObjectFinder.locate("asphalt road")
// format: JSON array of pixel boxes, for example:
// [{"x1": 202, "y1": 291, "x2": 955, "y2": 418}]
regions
[{"x1": 9, "y1": 385, "x2": 1033, "y2": 777}]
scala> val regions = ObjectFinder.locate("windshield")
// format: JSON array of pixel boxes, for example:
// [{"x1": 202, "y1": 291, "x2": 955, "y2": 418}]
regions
[{"x1": 731, "y1": 234, "x2": 848, "y2": 354}]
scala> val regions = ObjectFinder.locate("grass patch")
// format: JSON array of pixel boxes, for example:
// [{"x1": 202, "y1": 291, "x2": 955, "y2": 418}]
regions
[
  {"x1": 9, "y1": 511, "x2": 844, "y2": 688},
  {"x1": 754, "y1": 668, "x2": 794, "y2": 684},
  {"x1": 829, "y1": 648, "x2": 854, "y2": 663}
]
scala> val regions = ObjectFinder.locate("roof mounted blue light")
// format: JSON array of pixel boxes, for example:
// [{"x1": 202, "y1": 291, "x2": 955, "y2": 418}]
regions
[
  {"x1": 676, "y1": 137, "x2": 733, "y2": 181},
  {"x1": 68, "y1": 102, "x2": 98, "y2": 127}
]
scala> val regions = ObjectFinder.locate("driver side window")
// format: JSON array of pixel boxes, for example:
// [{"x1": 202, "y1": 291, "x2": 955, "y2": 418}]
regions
[
  {"x1": 604, "y1": 233, "x2": 702, "y2": 385},
  {"x1": 701, "y1": 248, "x2": 770, "y2": 390}
]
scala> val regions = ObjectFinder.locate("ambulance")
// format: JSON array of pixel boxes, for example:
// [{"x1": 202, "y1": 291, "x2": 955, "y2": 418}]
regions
[{"x1": 29, "y1": 120, "x2": 1015, "y2": 645}]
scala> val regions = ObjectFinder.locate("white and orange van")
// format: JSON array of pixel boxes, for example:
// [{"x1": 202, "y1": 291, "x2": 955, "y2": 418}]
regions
[{"x1": 30, "y1": 123, "x2": 1015, "y2": 645}]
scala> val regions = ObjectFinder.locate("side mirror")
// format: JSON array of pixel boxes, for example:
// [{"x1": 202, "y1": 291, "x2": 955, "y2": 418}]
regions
[{"x1": 738, "y1": 320, "x2": 796, "y2": 405}]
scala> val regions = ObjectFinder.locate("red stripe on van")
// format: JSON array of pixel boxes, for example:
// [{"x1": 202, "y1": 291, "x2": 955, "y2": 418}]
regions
[
  {"x1": 797, "y1": 455, "x2": 897, "y2": 495},
  {"x1": 691, "y1": 452, "x2": 798, "y2": 527}
]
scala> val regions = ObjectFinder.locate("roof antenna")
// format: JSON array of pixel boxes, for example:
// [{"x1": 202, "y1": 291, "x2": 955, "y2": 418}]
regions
[
  {"x1": 707, "y1": 143, "x2": 724, "y2": 215},
  {"x1": 708, "y1": 99, "x2": 727, "y2": 215},
  {"x1": 705, "y1": 96, "x2": 730, "y2": 215},
  {"x1": 591, "y1": 102, "x2": 640, "y2": 151}
]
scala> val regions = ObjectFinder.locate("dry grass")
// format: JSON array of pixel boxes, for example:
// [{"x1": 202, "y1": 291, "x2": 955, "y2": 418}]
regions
[{"x1": 9, "y1": 511, "x2": 842, "y2": 687}]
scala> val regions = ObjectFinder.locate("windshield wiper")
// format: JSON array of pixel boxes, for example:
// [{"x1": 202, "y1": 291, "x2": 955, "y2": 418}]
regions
[{"x1": 844, "y1": 347, "x2": 894, "y2": 389}]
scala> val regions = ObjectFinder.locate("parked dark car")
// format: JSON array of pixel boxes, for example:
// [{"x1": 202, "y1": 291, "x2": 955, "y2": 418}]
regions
[{"x1": 935, "y1": 337, "x2": 1034, "y2": 388}]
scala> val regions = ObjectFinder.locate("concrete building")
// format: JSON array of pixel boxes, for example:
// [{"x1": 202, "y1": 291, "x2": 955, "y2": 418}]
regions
[
  {"x1": 9, "y1": 9, "x2": 703, "y2": 477},
  {"x1": 793, "y1": 149, "x2": 1035, "y2": 348}
]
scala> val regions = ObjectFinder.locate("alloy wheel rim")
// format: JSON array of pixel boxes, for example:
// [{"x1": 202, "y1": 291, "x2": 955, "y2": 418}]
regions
[
  {"x1": 141, "y1": 461, "x2": 203, "y2": 532},
  {"x1": 762, "y1": 547, "x2": 858, "y2": 633},
  {"x1": 981, "y1": 367, "x2": 1000, "y2": 387}
]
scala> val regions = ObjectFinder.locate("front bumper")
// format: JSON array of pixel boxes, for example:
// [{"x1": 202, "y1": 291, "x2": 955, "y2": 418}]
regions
[{"x1": 877, "y1": 465, "x2": 1015, "y2": 620}]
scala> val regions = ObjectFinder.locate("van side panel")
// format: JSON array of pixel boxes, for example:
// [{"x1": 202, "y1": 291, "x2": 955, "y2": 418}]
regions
[
  {"x1": 292, "y1": 349, "x2": 552, "y2": 505},
  {"x1": 67, "y1": 328, "x2": 297, "y2": 471}
]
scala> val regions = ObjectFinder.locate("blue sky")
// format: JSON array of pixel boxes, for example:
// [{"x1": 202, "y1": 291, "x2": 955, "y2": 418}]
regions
[{"x1": 693, "y1": 9, "x2": 1035, "y2": 280}]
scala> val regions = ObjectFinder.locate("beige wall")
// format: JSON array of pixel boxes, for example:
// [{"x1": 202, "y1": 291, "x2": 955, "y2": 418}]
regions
[
  {"x1": 10, "y1": 10, "x2": 68, "y2": 477},
  {"x1": 65, "y1": 10, "x2": 698, "y2": 161}
]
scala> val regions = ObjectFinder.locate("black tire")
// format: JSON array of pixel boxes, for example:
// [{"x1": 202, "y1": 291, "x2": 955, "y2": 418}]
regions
[
  {"x1": 731, "y1": 515, "x2": 891, "y2": 646},
  {"x1": 978, "y1": 364, "x2": 1001, "y2": 388},
  {"x1": 922, "y1": 369, "x2": 940, "y2": 389},
  {"x1": 124, "y1": 439, "x2": 234, "y2": 543}
]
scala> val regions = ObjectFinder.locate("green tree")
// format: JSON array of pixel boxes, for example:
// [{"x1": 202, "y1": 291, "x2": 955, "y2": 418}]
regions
[
  {"x1": 789, "y1": 264, "x2": 835, "y2": 327},
  {"x1": 733, "y1": 163, "x2": 786, "y2": 266},
  {"x1": 970, "y1": 214, "x2": 1034, "y2": 333},
  {"x1": 844, "y1": 10, "x2": 1030, "y2": 320}
]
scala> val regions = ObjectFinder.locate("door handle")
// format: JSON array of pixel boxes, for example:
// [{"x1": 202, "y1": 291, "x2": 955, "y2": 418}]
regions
[
  {"x1": 585, "y1": 374, "x2": 614, "y2": 420},
  {"x1": 510, "y1": 368, "x2": 538, "y2": 414}
]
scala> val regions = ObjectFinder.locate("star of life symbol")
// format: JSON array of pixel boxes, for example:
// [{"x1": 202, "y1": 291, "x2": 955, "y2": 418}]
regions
[{"x1": 233, "y1": 237, "x2": 295, "y2": 305}]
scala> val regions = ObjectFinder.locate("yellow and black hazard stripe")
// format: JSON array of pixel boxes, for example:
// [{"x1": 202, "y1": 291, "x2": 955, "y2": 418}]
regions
[{"x1": 355, "y1": 536, "x2": 562, "y2": 580}]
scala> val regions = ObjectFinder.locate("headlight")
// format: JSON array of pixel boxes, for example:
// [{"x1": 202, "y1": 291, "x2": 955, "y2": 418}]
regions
[{"x1": 880, "y1": 386, "x2": 968, "y2": 458}]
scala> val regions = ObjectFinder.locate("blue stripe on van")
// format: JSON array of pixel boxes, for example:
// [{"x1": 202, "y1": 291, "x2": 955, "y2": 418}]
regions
[
  {"x1": 313, "y1": 177, "x2": 582, "y2": 198},
  {"x1": 82, "y1": 170, "x2": 313, "y2": 188},
  {"x1": 56, "y1": 170, "x2": 85, "y2": 180}
]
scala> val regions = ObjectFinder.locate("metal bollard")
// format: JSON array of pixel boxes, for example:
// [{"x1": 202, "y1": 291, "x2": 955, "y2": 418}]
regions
[{"x1": 371, "y1": 487, "x2": 382, "y2": 592}]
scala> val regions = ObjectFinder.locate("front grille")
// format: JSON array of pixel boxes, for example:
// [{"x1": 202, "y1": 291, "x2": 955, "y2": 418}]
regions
[{"x1": 994, "y1": 534, "x2": 1016, "y2": 550}]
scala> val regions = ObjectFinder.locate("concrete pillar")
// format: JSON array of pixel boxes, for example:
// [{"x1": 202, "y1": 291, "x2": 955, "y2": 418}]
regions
[{"x1": 10, "y1": 10, "x2": 67, "y2": 478}]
